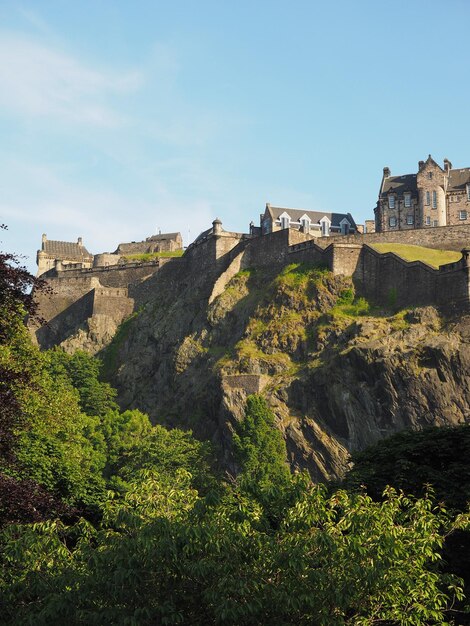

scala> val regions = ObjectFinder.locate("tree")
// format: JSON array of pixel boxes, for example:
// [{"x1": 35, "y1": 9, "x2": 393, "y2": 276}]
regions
[{"x1": 0, "y1": 479, "x2": 467, "y2": 625}]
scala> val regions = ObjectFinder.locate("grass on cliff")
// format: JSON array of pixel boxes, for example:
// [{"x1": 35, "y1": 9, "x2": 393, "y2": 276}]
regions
[
  {"x1": 370, "y1": 243, "x2": 461, "y2": 268},
  {"x1": 123, "y1": 250, "x2": 184, "y2": 262}
]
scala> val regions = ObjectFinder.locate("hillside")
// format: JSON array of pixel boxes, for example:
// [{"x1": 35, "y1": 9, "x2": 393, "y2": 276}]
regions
[{"x1": 100, "y1": 259, "x2": 470, "y2": 481}]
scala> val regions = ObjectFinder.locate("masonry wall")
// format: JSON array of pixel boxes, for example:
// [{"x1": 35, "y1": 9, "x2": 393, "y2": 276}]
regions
[
  {"x1": 353, "y1": 246, "x2": 469, "y2": 310},
  {"x1": 92, "y1": 288, "x2": 134, "y2": 319},
  {"x1": 46, "y1": 262, "x2": 162, "y2": 288},
  {"x1": 321, "y1": 223, "x2": 470, "y2": 251}
]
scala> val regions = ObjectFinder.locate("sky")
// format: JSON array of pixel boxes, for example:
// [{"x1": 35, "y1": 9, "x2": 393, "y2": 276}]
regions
[{"x1": 2, "y1": 0, "x2": 470, "y2": 273}]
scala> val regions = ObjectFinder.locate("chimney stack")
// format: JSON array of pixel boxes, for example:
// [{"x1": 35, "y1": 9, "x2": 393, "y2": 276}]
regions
[
  {"x1": 383, "y1": 167, "x2": 391, "y2": 178},
  {"x1": 77, "y1": 237, "x2": 83, "y2": 246},
  {"x1": 444, "y1": 158, "x2": 452, "y2": 172}
]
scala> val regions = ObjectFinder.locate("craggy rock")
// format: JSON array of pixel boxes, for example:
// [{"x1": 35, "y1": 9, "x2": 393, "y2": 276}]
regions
[{"x1": 74, "y1": 260, "x2": 470, "y2": 481}]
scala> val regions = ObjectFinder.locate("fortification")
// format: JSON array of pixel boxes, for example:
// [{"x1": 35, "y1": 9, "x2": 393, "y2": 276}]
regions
[{"x1": 31, "y1": 218, "x2": 470, "y2": 354}]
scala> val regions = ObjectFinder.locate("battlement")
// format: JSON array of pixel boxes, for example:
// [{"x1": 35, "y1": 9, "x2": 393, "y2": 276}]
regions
[{"x1": 31, "y1": 219, "x2": 470, "y2": 353}]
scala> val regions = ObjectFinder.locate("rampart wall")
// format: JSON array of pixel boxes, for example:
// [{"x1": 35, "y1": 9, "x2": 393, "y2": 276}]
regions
[
  {"x1": 320, "y1": 223, "x2": 470, "y2": 251},
  {"x1": 354, "y1": 246, "x2": 469, "y2": 310},
  {"x1": 287, "y1": 238, "x2": 470, "y2": 310}
]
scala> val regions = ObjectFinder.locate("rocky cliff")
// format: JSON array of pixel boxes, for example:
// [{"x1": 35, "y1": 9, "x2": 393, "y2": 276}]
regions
[{"x1": 94, "y1": 258, "x2": 470, "y2": 481}]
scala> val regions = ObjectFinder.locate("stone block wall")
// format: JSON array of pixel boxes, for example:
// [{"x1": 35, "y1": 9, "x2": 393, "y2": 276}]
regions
[
  {"x1": 353, "y1": 245, "x2": 470, "y2": 309},
  {"x1": 92, "y1": 287, "x2": 134, "y2": 319},
  {"x1": 321, "y1": 223, "x2": 470, "y2": 251}
]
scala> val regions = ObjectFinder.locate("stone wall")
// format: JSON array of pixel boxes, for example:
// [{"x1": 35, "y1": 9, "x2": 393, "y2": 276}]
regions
[
  {"x1": 44, "y1": 261, "x2": 162, "y2": 288},
  {"x1": 222, "y1": 374, "x2": 269, "y2": 394},
  {"x1": 354, "y1": 245, "x2": 469, "y2": 310},
  {"x1": 92, "y1": 287, "x2": 134, "y2": 319},
  {"x1": 320, "y1": 223, "x2": 470, "y2": 251}
]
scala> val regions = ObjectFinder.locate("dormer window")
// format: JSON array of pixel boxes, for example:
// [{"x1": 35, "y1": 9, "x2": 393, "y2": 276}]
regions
[
  {"x1": 404, "y1": 193, "x2": 411, "y2": 208},
  {"x1": 320, "y1": 216, "x2": 331, "y2": 237},
  {"x1": 339, "y1": 218, "x2": 351, "y2": 235},
  {"x1": 388, "y1": 195, "x2": 395, "y2": 209},
  {"x1": 279, "y1": 212, "x2": 291, "y2": 229},
  {"x1": 299, "y1": 214, "x2": 311, "y2": 233}
]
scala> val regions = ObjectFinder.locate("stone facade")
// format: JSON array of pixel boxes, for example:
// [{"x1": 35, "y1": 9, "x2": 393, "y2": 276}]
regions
[
  {"x1": 375, "y1": 155, "x2": 470, "y2": 232},
  {"x1": 36, "y1": 234, "x2": 93, "y2": 276},
  {"x1": 115, "y1": 232, "x2": 182, "y2": 256}
]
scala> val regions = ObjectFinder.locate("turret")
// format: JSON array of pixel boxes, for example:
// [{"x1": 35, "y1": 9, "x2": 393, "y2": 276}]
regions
[{"x1": 212, "y1": 217, "x2": 222, "y2": 235}]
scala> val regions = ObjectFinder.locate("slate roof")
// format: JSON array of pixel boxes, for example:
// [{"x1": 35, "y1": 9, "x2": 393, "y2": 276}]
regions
[
  {"x1": 146, "y1": 232, "x2": 181, "y2": 242},
  {"x1": 448, "y1": 168, "x2": 470, "y2": 191},
  {"x1": 381, "y1": 174, "x2": 417, "y2": 195},
  {"x1": 42, "y1": 240, "x2": 92, "y2": 260},
  {"x1": 266, "y1": 206, "x2": 357, "y2": 229},
  {"x1": 193, "y1": 227, "x2": 212, "y2": 244}
]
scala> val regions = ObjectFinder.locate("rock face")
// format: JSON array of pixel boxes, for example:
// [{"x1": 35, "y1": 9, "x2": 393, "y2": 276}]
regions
[{"x1": 98, "y1": 259, "x2": 470, "y2": 481}]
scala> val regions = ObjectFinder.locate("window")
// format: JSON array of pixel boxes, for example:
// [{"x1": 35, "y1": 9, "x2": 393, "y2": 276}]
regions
[
  {"x1": 425, "y1": 216, "x2": 431, "y2": 225},
  {"x1": 433, "y1": 220, "x2": 438, "y2": 227},
  {"x1": 321, "y1": 219, "x2": 330, "y2": 236},
  {"x1": 406, "y1": 215, "x2": 414, "y2": 225},
  {"x1": 389, "y1": 216, "x2": 397, "y2": 227},
  {"x1": 459, "y1": 210, "x2": 468, "y2": 220},
  {"x1": 300, "y1": 217, "x2": 311, "y2": 233},
  {"x1": 428, "y1": 171, "x2": 433, "y2": 179},
  {"x1": 404, "y1": 193, "x2": 411, "y2": 208},
  {"x1": 426, "y1": 191, "x2": 430, "y2": 205},
  {"x1": 388, "y1": 195, "x2": 395, "y2": 209},
  {"x1": 467, "y1": 184, "x2": 470, "y2": 201},
  {"x1": 432, "y1": 191, "x2": 437, "y2": 209},
  {"x1": 281, "y1": 216, "x2": 290, "y2": 229}
]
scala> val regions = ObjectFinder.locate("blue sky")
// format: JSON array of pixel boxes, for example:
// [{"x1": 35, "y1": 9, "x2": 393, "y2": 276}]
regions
[{"x1": 2, "y1": 0, "x2": 470, "y2": 272}]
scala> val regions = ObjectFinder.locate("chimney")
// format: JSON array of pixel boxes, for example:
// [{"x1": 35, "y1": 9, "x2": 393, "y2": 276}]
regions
[
  {"x1": 418, "y1": 160, "x2": 425, "y2": 170},
  {"x1": 42, "y1": 233, "x2": 47, "y2": 244},
  {"x1": 77, "y1": 237, "x2": 83, "y2": 246},
  {"x1": 383, "y1": 167, "x2": 390, "y2": 178},
  {"x1": 444, "y1": 158, "x2": 452, "y2": 172}
]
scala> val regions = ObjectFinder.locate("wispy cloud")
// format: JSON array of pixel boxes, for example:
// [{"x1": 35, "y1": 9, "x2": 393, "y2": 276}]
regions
[
  {"x1": 0, "y1": 33, "x2": 143, "y2": 126},
  {"x1": 0, "y1": 159, "x2": 214, "y2": 259}
]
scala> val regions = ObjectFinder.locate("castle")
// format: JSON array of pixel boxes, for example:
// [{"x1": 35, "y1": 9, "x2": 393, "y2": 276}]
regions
[
  {"x1": 375, "y1": 155, "x2": 470, "y2": 232},
  {"x1": 30, "y1": 190, "x2": 470, "y2": 352}
]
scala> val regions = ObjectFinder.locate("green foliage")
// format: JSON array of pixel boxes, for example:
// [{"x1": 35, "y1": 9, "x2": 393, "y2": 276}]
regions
[
  {"x1": 113, "y1": 423, "x2": 215, "y2": 491},
  {"x1": 233, "y1": 395, "x2": 291, "y2": 495},
  {"x1": 46, "y1": 349, "x2": 118, "y2": 417},
  {"x1": 344, "y1": 425, "x2": 470, "y2": 512},
  {"x1": 332, "y1": 295, "x2": 370, "y2": 317},
  {"x1": 0, "y1": 480, "x2": 467, "y2": 625}
]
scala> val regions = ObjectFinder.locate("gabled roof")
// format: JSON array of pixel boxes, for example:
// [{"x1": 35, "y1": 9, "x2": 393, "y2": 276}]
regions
[
  {"x1": 146, "y1": 232, "x2": 181, "y2": 242},
  {"x1": 448, "y1": 168, "x2": 470, "y2": 191},
  {"x1": 265, "y1": 205, "x2": 357, "y2": 229},
  {"x1": 42, "y1": 239, "x2": 92, "y2": 260},
  {"x1": 381, "y1": 174, "x2": 417, "y2": 195}
]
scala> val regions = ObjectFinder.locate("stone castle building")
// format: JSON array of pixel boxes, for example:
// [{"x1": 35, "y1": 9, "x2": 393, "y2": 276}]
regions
[
  {"x1": 36, "y1": 231, "x2": 183, "y2": 276},
  {"x1": 375, "y1": 155, "x2": 470, "y2": 232},
  {"x1": 37, "y1": 234, "x2": 93, "y2": 276},
  {"x1": 260, "y1": 203, "x2": 357, "y2": 237},
  {"x1": 115, "y1": 232, "x2": 182, "y2": 256}
]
